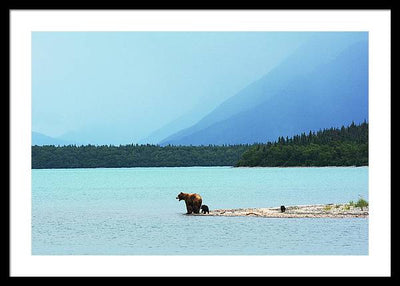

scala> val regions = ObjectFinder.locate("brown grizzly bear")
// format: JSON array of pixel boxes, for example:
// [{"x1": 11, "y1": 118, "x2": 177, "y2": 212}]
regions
[{"x1": 176, "y1": 192, "x2": 202, "y2": 214}]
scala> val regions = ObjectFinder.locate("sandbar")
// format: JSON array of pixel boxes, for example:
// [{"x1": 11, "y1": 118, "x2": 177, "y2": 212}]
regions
[{"x1": 194, "y1": 204, "x2": 368, "y2": 218}]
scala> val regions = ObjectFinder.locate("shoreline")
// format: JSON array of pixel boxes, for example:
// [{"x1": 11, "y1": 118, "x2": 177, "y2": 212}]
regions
[
  {"x1": 32, "y1": 165, "x2": 368, "y2": 170},
  {"x1": 194, "y1": 203, "x2": 369, "y2": 218}
]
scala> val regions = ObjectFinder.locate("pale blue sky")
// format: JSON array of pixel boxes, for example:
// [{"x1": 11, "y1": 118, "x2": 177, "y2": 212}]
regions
[{"x1": 32, "y1": 32, "x2": 314, "y2": 144}]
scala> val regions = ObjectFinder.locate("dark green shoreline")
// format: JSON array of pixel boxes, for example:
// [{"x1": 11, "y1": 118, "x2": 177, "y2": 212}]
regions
[{"x1": 32, "y1": 122, "x2": 368, "y2": 169}]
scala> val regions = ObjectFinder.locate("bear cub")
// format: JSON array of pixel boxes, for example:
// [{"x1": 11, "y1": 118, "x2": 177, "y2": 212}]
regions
[{"x1": 201, "y1": 205, "x2": 210, "y2": 214}]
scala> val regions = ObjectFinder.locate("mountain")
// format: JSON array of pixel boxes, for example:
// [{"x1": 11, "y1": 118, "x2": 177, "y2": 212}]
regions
[
  {"x1": 32, "y1": 132, "x2": 75, "y2": 146},
  {"x1": 138, "y1": 103, "x2": 213, "y2": 144},
  {"x1": 160, "y1": 34, "x2": 368, "y2": 146}
]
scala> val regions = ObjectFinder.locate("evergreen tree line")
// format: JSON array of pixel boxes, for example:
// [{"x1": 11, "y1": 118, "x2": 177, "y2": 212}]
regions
[
  {"x1": 235, "y1": 121, "x2": 368, "y2": 167},
  {"x1": 32, "y1": 122, "x2": 368, "y2": 169},
  {"x1": 32, "y1": 144, "x2": 250, "y2": 169}
]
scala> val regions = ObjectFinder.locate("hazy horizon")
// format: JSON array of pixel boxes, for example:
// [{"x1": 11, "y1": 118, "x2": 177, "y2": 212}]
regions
[
  {"x1": 32, "y1": 31, "x2": 366, "y2": 145},
  {"x1": 32, "y1": 32, "x2": 315, "y2": 145}
]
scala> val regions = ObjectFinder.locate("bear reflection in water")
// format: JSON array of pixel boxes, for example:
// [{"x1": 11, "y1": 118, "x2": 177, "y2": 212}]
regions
[{"x1": 176, "y1": 192, "x2": 202, "y2": 214}]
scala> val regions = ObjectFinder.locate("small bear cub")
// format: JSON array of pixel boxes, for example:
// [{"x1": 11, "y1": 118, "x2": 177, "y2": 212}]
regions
[{"x1": 201, "y1": 205, "x2": 210, "y2": 214}]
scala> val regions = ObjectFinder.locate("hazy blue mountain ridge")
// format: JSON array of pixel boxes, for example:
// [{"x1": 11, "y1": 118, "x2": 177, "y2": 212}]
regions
[
  {"x1": 160, "y1": 37, "x2": 368, "y2": 146},
  {"x1": 32, "y1": 132, "x2": 75, "y2": 146}
]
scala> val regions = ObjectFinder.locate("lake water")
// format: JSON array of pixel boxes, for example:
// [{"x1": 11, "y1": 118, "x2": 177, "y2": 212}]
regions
[{"x1": 32, "y1": 167, "x2": 368, "y2": 255}]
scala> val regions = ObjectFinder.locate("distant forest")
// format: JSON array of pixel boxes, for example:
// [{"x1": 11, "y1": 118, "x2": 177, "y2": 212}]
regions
[
  {"x1": 32, "y1": 122, "x2": 368, "y2": 169},
  {"x1": 32, "y1": 144, "x2": 250, "y2": 169},
  {"x1": 236, "y1": 121, "x2": 368, "y2": 167}
]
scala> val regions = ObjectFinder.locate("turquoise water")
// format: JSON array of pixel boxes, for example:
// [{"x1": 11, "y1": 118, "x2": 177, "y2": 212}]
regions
[{"x1": 32, "y1": 167, "x2": 368, "y2": 255}]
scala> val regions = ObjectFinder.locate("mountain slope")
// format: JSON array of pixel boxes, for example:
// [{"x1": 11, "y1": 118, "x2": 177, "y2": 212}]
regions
[
  {"x1": 160, "y1": 36, "x2": 368, "y2": 146},
  {"x1": 32, "y1": 132, "x2": 75, "y2": 146},
  {"x1": 138, "y1": 103, "x2": 212, "y2": 144}
]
